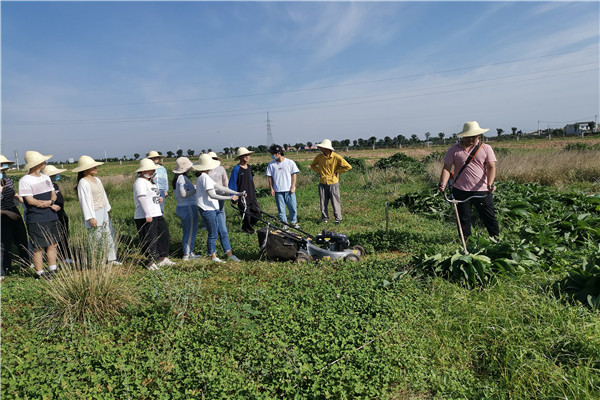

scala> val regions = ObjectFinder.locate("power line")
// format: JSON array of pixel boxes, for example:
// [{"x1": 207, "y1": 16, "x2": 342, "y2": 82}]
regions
[
  {"x1": 5, "y1": 48, "x2": 597, "y2": 111},
  {"x1": 4, "y1": 62, "x2": 597, "y2": 126}
]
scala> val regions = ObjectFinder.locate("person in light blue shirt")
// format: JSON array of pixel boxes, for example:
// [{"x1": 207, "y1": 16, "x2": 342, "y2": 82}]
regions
[
  {"x1": 266, "y1": 144, "x2": 300, "y2": 229},
  {"x1": 147, "y1": 150, "x2": 169, "y2": 212}
]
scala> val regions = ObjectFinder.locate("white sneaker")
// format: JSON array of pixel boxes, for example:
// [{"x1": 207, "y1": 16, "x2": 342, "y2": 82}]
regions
[
  {"x1": 157, "y1": 258, "x2": 176, "y2": 266},
  {"x1": 183, "y1": 253, "x2": 201, "y2": 261},
  {"x1": 182, "y1": 254, "x2": 190, "y2": 261},
  {"x1": 147, "y1": 263, "x2": 159, "y2": 271},
  {"x1": 212, "y1": 257, "x2": 225, "y2": 263}
]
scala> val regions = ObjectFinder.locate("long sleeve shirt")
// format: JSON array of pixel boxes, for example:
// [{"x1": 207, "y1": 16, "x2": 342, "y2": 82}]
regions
[
  {"x1": 310, "y1": 152, "x2": 352, "y2": 185},
  {"x1": 77, "y1": 177, "x2": 111, "y2": 222}
]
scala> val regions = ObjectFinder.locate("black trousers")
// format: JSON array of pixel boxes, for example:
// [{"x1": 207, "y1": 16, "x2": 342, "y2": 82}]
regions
[
  {"x1": 135, "y1": 216, "x2": 170, "y2": 262},
  {"x1": 1, "y1": 212, "x2": 30, "y2": 273},
  {"x1": 239, "y1": 201, "x2": 261, "y2": 233},
  {"x1": 452, "y1": 188, "x2": 499, "y2": 238}
]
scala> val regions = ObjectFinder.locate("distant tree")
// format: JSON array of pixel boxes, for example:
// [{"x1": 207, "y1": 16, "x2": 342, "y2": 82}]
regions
[
  {"x1": 257, "y1": 145, "x2": 268, "y2": 153},
  {"x1": 496, "y1": 128, "x2": 504, "y2": 139},
  {"x1": 424, "y1": 132, "x2": 431, "y2": 142},
  {"x1": 187, "y1": 149, "x2": 195, "y2": 157},
  {"x1": 438, "y1": 132, "x2": 445, "y2": 143},
  {"x1": 410, "y1": 134, "x2": 419, "y2": 144},
  {"x1": 588, "y1": 121, "x2": 596, "y2": 134},
  {"x1": 306, "y1": 141, "x2": 313, "y2": 148},
  {"x1": 353, "y1": 139, "x2": 358, "y2": 148},
  {"x1": 368, "y1": 136, "x2": 377, "y2": 148},
  {"x1": 342, "y1": 139, "x2": 351, "y2": 149},
  {"x1": 166, "y1": 151, "x2": 174, "y2": 158},
  {"x1": 383, "y1": 136, "x2": 392, "y2": 148},
  {"x1": 511, "y1": 127, "x2": 517, "y2": 136},
  {"x1": 396, "y1": 134, "x2": 407, "y2": 147},
  {"x1": 331, "y1": 140, "x2": 341, "y2": 149},
  {"x1": 176, "y1": 149, "x2": 183, "y2": 157},
  {"x1": 294, "y1": 143, "x2": 304, "y2": 149},
  {"x1": 134, "y1": 153, "x2": 140, "y2": 160}
]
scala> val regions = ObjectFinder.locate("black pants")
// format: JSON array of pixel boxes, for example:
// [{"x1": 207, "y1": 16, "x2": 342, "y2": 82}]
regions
[
  {"x1": 1, "y1": 212, "x2": 30, "y2": 274},
  {"x1": 239, "y1": 201, "x2": 261, "y2": 233},
  {"x1": 57, "y1": 211, "x2": 71, "y2": 260},
  {"x1": 135, "y1": 216, "x2": 170, "y2": 262},
  {"x1": 452, "y1": 188, "x2": 499, "y2": 238}
]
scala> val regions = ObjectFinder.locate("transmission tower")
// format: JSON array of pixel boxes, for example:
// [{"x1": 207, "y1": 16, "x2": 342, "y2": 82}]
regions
[{"x1": 266, "y1": 112, "x2": 274, "y2": 145}]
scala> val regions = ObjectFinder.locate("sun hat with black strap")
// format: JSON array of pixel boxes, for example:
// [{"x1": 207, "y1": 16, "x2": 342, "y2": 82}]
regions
[
  {"x1": 193, "y1": 153, "x2": 220, "y2": 172},
  {"x1": 457, "y1": 121, "x2": 489, "y2": 138},
  {"x1": 316, "y1": 139, "x2": 335, "y2": 151},
  {"x1": 42, "y1": 165, "x2": 67, "y2": 177},
  {"x1": 208, "y1": 151, "x2": 222, "y2": 161},
  {"x1": 234, "y1": 147, "x2": 254, "y2": 159},
  {"x1": 173, "y1": 157, "x2": 193, "y2": 174},
  {"x1": 24, "y1": 151, "x2": 53, "y2": 171},
  {"x1": 135, "y1": 158, "x2": 158, "y2": 173},
  {"x1": 72, "y1": 155, "x2": 104, "y2": 173}
]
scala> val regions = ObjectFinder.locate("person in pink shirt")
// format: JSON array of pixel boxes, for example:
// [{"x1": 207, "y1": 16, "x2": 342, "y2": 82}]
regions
[{"x1": 438, "y1": 121, "x2": 499, "y2": 238}]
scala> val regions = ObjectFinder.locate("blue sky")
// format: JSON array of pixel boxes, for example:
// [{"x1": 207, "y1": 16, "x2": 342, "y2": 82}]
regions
[{"x1": 2, "y1": 1, "x2": 599, "y2": 162}]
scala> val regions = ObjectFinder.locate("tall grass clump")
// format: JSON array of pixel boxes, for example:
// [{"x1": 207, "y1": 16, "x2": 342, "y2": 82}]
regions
[
  {"x1": 36, "y1": 230, "x2": 142, "y2": 328},
  {"x1": 425, "y1": 149, "x2": 600, "y2": 186}
]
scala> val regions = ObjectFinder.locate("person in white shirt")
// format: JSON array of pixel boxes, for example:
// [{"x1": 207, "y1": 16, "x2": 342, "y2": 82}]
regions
[
  {"x1": 172, "y1": 157, "x2": 200, "y2": 261},
  {"x1": 133, "y1": 158, "x2": 174, "y2": 270},
  {"x1": 18, "y1": 151, "x2": 61, "y2": 280},
  {"x1": 207, "y1": 151, "x2": 229, "y2": 212},
  {"x1": 72, "y1": 155, "x2": 120, "y2": 265},
  {"x1": 147, "y1": 150, "x2": 169, "y2": 213},
  {"x1": 266, "y1": 144, "x2": 300, "y2": 229},
  {"x1": 193, "y1": 154, "x2": 244, "y2": 263}
]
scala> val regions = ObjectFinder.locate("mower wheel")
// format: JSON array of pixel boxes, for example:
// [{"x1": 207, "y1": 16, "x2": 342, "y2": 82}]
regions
[
  {"x1": 296, "y1": 253, "x2": 313, "y2": 264},
  {"x1": 352, "y1": 245, "x2": 365, "y2": 256},
  {"x1": 344, "y1": 253, "x2": 361, "y2": 263}
]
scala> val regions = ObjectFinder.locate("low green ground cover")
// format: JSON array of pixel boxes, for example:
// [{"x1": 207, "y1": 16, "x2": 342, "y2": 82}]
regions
[{"x1": 2, "y1": 147, "x2": 599, "y2": 399}]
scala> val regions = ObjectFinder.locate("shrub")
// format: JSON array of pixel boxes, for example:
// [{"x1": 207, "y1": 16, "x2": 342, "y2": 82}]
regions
[
  {"x1": 553, "y1": 252, "x2": 600, "y2": 309},
  {"x1": 344, "y1": 156, "x2": 366, "y2": 172},
  {"x1": 374, "y1": 152, "x2": 424, "y2": 174}
]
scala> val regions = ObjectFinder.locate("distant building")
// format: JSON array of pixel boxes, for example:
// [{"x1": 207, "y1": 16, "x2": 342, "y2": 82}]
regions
[{"x1": 564, "y1": 122, "x2": 593, "y2": 135}]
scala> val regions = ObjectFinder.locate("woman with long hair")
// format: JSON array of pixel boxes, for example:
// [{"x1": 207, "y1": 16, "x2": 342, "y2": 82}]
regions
[
  {"x1": 172, "y1": 157, "x2": 200, "y2": 260},
  {"x1": 194, "y1": 154, "x2": 244, "y2": 263},
  {"x1": 73, "y1": 155, "x2": 120, "y2": 265},
  {"x1": 134, "y1": 158, "x2": 173, "y2": 270}
]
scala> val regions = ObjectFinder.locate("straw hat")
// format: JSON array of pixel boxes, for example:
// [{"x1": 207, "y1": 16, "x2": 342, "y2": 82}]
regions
[
  {"x1": 135, "y1": 158, "x2": 157, "y2": 173},
  {"x1": 146, "y1": 150, "x2": 162, "y2": 159},
  {"x1": 316, "y1": 139, "x2": 334, "y2": 151},
  {"x1": 42, "y1": 165, "x2": 67, "y2": 177},
  {"x1": 234, "y1": 147, "x2": 254, "y2": 159},
  {"x1": 207, "y1": 151, "x2": 221, "y2": 161},
  {"x1": 0, "y1": 155, "x2": 15, "y2": 170},
  {"x1": 457, "y1": 121, "x2": 489, "y2": 138},
  {"x1": 24, "y1": 151, "x2": 53, "y2": 171},
  {"x1": 173, "y1": 157, "x2": 193, "y2": 174},
  {"x1": 192, "y1": 153, "x2": 220, "y2": 172},
  {"x1": 72, "y1": 155, "x2": 104, "y2": 173}
]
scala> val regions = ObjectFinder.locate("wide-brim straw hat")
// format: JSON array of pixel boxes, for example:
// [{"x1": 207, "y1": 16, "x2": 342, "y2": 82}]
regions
[
  {"x1": 42, "y1": 165, "x2": 67, "y2": 176},
  {"x1": 235, "y1": 147, "x2": 254, "y2": 159},
  {"x1": 146, "y1": 150, "x2": 162, "y2": 159},
  {"x1": 193, "y1": 153, "x2": 220, "y2": 172},
  {"x1": 173, "y1": 157, "x2": 193, "y2": 174},
  {"x1": 316, "y1": 139, "x2": 334, "y2": 151},
  {"x1": 135, "y1": 158, "x2": 158, "y2": 173},
  {"x1": 0, "y1": 155, "x2": 15, "y2": 170},
  {"x1": 24, "y1": 151, "x2": 53, "y2": 171},
  {"x1": 208, "y1": 151, "x2": 221, "y2": 161},
  {"x1": 457, "y1": 121, "x2": 489, "y2": 137},
  {"x1": 72, "y1": 155, "x2": 104, "y2": 173}
]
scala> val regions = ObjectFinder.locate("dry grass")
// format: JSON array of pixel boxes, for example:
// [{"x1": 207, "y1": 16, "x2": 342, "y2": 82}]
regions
[{"x1": 425, "y1": 149, "x2": 600, "y2": 186}]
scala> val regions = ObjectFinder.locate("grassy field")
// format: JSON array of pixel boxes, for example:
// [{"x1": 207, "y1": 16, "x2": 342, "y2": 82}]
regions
[{"x1": 1, "y1": 136, "x2": 599, "y2": 399}]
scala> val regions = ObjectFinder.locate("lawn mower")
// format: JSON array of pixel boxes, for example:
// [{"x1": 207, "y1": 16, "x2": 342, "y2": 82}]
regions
[{"x1": 231, "y1": 198, "x2": 364, "y2": 263}]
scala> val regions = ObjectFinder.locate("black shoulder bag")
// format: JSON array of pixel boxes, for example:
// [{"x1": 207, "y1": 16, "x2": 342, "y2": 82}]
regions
[{"x1": 448, "y1": 141, "x2": 483, "y2": 189}]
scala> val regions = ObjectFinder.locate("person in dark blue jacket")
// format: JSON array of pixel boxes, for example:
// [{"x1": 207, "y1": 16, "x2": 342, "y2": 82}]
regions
[{"x1": 229, "y1": 147, "x2": 261, "y2": 234}]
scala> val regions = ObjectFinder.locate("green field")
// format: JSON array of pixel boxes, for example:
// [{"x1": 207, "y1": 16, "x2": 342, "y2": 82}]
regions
[{"x1": 2, "y1": 137, "x2": 599, "y2": 399}]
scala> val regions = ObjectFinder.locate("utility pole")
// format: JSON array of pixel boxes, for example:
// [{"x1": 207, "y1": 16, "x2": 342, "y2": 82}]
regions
[
  {"x1": 266, "y1": 112, "x2": 273, "y2": 146},
  {"x1": 537, "y1": 120, "x2": 540, "y2": 136},
  {"x1": 13, "y1": 150, "x2": 20, "y2": 170}
]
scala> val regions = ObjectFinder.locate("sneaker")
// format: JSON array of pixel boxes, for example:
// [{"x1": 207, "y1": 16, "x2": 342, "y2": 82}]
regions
[
  {"x1": 322, "y1": 219, "x2": 329, "y2": 224},
  {"x1": 335, "y1": 220, "x2": 341, "y2": 225},
  {"x1": 228, "y1": 255, "x2": 241, "y2": 262},
  {"x1": 290, "y1": 223, "x2": 300, "y2": 229},
  {"x1": 157, "y1": 258, "x2": 176, "y2": 266},
  {"x1": 63, "y1": 258, "x2": 74, "y2": 264},
  {"x1": 36, "y1": 272, "x2": 53, "y2": 281},
  {"x1": 212, "y1": 257, "x2": 225, "y2": 263},
  {"x1": 109, "y1": 260, "x2": 123, "y2": 266},
  {"x1": 147, "y1": 263, "x2": 159, "y2": 271},
  {"x1": 182, "y1": 254, "x2": 190, "y2": 261}
]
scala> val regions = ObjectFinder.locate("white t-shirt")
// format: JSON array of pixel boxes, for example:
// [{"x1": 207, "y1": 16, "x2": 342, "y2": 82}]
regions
[
  {"x1": 196, "y1": 173, "x2": 219, "y2": 211},
  {"x1": 18, "y1": 174, "x2": 57, "y2": 223},
  {"x1": 133, "y1": 177, "x2": 162, "y2": 219},
  {"x1": 266, "y1": 158, "x2": 300, "y2": 192}
]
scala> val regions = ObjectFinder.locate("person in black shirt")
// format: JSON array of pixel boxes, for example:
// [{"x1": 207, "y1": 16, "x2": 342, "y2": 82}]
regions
[
  {"x1": 42, "y1": 164, "x2": 73, "y2": 264},
  {"x1": 228, "y1": 147, "x2": 261, "y2": 234}
]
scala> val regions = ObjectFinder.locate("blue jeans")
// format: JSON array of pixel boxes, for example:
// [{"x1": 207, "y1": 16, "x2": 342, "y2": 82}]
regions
[
  {"x1": 199, "y1": 209, "x2": 231, "y2": 256},
  {"x1": 176, "y1": 204, "x2": 199, "y2": 255},
  {"x1": 274, "y1": 192, "x2": 297, "y2": 223}
]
